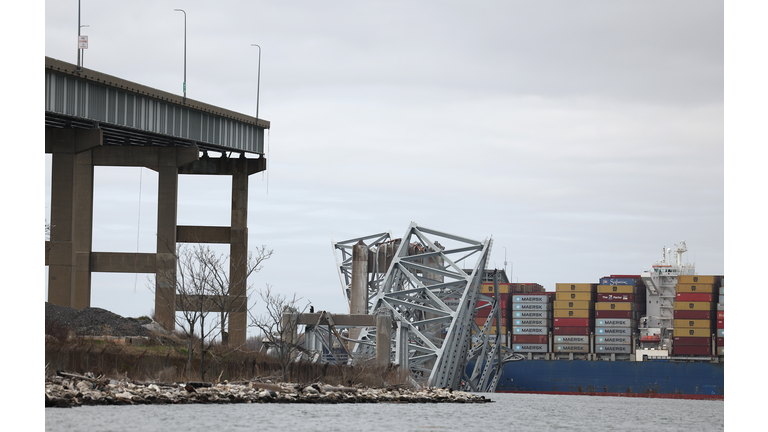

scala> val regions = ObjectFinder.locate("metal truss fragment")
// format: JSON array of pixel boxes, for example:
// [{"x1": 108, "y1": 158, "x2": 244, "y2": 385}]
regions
[
  {"x1": 332, "y1": 231, "x2": 393, "y2": 313},
  {"x1": 348, "y1": 222, "x2": 494, "y2": 389}
]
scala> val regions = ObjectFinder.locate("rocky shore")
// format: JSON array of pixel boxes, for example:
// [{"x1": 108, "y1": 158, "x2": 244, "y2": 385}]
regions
[{"x1": 45, "y1": 372, "x2": 492, "y2": 407}]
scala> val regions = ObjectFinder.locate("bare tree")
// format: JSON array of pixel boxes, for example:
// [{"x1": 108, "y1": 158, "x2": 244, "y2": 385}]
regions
[
  {"x1": 150, "y1": 244, "x2": 221, "y2": 380},
  {"x1": 197, "y1": 244, "x2": 273, "y2": 346},
  {"x1": 248, "y1": 284, "x2": 309, "y2": 382}
]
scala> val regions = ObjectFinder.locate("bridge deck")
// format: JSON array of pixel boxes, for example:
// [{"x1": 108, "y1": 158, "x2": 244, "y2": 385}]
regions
[{"x1": 45, "y1": 57, "x2": 268, "y2": 155}]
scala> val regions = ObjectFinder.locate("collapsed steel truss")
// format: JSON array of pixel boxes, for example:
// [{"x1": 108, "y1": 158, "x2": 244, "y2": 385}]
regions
[{"x1": 330, "y1": 222, "x2": 520, "y2": 390}]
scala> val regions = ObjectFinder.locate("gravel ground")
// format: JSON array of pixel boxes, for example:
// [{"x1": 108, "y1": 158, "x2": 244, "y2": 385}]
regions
[{"x1": 45, "y1": 302, "x2": 154, "y2": 338}]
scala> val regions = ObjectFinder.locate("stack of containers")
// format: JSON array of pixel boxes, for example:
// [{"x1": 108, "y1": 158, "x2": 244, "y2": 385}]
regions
[
  {"x1": 594, "y1": 276, "x2": 645, "y2": 355},
  {"x1": 511, "y1": 288, "x2": 552, "y2": 354},
  {"x1": 717, "y1": 277, "x2": 724, "y2": 356},
  {"x1": 475, "y1": 282, "x2": 510, "y2": 345},
  {"x1": 552, "y1": 283, "x2": 596, "y2": 354},
  {"x1": 672, "y1": 275, "x2": 721, "y2": 356}
]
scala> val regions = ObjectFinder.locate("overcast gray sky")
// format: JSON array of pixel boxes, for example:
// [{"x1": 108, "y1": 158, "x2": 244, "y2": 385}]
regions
[{"x1": 40, "y1": 1, "x2": 730, "y2": 326}]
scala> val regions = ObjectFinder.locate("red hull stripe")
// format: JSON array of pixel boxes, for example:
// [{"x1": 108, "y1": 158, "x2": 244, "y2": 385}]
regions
[{"x1": 494, "y1": 390, "x2": 723, "y2": 401}]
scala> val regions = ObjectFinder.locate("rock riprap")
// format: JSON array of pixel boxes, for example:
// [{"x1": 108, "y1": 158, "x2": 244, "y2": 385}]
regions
[{"x1": 45, "y1": 373, "x2": 492, "y2": 407}]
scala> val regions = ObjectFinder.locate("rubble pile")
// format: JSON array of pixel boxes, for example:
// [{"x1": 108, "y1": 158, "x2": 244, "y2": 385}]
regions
[{"x1": 45, "y1": 372, "x2": 492, "y2": 407}]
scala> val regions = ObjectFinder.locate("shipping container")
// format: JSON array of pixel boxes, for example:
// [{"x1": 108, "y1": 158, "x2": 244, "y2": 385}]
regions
[
  {"x1": 596, "y1": 345, "x2": 632, "y2": 354},
  {"x1": 672, "y1": 319, "x2": 712, "y2": 329},
  {"x1": 513, "y1": 310, "x2": 551, "y2": 319},
  {"x1": 717, "y1": 337, "x2": 724, "y2": 347},
  {"x1": 673, "y1": 310, "x2": 713, "y2": 320},
  {"x1": 553, "y1": 318, "x2": 591, "y2": 327},
  {"x1": 475, "y1": 317, "x2": 504, "y2": 327},
  {"x1": 553, "y1": 326, "x2": 591, "y2": 335},
  {"x1": 555, "y1": 335, "x2": 589, "y2": 344},
  {"x1": 512, "y1": 335, "x2": 548, "y2": 344},
  {"x1": 673, "y1": 346, "x2": 712, "y2": 356},
  {"x1": 675, "y1": 284, "x2": 716, "y2": 293},
  {"x1": 673, "y1": 336, "x2": 712, "y2": 346},
  {"x1": 717, "y1": 328, "x2": 724, "y2": 337},
  {"x1": 475, "y1": 308, "x2": 507, "y2": 318},
  {"x1": 596, "y1": 318, "x2": 633, "y2": 327},
  {"x1": 513, "y1": 326, "x2": 549, "y2": 335},
  {"x1": 512, "y1": 318, "x2": 548, "y2": 327},
  {"x1": 594, "y1": 302, "x2": 636, "y2": 311},
  {"x1": 513, "y1": 343, "x2": 548, "y2": 353},
  {"x1": 673, "y1": 301, "x2": 714, "y2": 311},
  {"x1": 596, "y1": 327, "x2": 632, "y2": 336},
  {"x1": 717, "y1": 347, "x2": 724, "y2": 356},
  {"x1": 513, "y1": 303, "x2": 550, "y2": 311},
  {"x1": 513, "y1": 295, "x2": 550, "y2": 303},
  {"x1": 672, "y1": 328, "x2": 712, "y2": 338},
  {"x1": 554, "y1": 292, "x2": 595, "y2": 301},
  {"x1": 595, "y1": 310, "x2": 635, "y2": 319},
  {"x1": 553, "y1": 309, "x2": 593, "y2": 318},
  {"x1": 596, "y1": 293, "x2": 635, "y2": 302},
  {"x1": 597, "y1": 335, "x2": 631, "y2": 345},
  {"x1": 553, "y1": 300, "x2": 594, "y2": 310},
  {"x1": 598, "y1": 277, "x2": 639, "y2": 286},
  {"x1": 554, "y1": 344, "x2": 590, "y2": 353},
  {"x1": 716, "y1": 319, "x2": 724, "y2": 329},
  {"x1": 677, "y1": 275, "x2": 720, "y2": 284},
  {"x1": 719, "y1": 295, "x2": 724, "y2": 304},
  {"x1": 717, "y1": 310, "x2": 724, "y2": 319},
  {"x1": 480, "y1": 284, "x2": 512, "y2": 294},
  {"x1": 597, "y1": 285, "x2": 640, "y2": 294},
  {"x1": 555, "y1": 283, "x2": 597, "y2": 292},
  {"x1": 675, "y1": 293, "x2": 714, "y2": 302}
]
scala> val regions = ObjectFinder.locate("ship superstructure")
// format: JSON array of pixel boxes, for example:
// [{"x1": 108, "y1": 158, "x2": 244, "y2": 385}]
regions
[{"x1": 638, "y1": 241, "x2": 695, "y2": 353}]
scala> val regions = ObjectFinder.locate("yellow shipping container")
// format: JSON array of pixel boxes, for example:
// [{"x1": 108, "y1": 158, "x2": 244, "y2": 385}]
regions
[
  {"x1": 678, "y1": 275, "x2": 719, "y2": 284},
  {"x1": 555, "y1": 283, "x2": 596, "y2": 292},
  {"x1": 594, "y1": 302, "x2": 633, "y2": 311},
  {"x1": 673, "y1": 301, "x2": 713, "y2": 311},
  {"x1": 673, "y1": 319, "x2": 712, "y2": 329},
  {"x1": 553, "y1": 300, "x2": 593, "y2": 310},
  {"x1": 597, "y1": 285, "x2": 635, "y2": 294},
  {"x1": 673, "y1": 328, "x2": 712, "y2": 338},
  {"x1": 675, "y1": 283, "x2": 715, "y2": 293},
  {"x1": 480, "y1": 283, "x2": 511, "y2": 294},
  {"x1": 473, "y1": 326, "x2": 506, "y2": 335},
  {"x1": 555, "y1": 292, "x2": 594, "y2": 301},
  {"x1": 553, "y1": 309, "x2": 593, "y2": 318}
]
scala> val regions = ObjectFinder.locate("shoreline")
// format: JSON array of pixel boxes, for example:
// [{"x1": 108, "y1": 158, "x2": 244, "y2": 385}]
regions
[{"x1": 45, "y1": 372, "x2": 492, "y2": 408}]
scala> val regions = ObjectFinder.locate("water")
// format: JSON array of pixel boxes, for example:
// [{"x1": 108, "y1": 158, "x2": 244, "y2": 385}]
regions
[{"x1": 45, "y1": 393, "x2": 724, "y2": 432}]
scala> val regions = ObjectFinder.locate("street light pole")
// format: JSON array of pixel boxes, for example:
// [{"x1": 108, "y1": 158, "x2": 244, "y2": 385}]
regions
[
  {"x1": 77, "y1": 0, "x2": 81, "y2": 70},
  {"x1": 251, "y1": 44, "x2": 261, "y2": 122},
  {"x1": 174, "y1": 9, "x2": 187, "y2": 103}
]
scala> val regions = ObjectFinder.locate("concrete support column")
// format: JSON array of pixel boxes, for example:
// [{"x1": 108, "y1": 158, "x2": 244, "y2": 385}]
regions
[
  {"x1": 155, "y1": 166, "x2": 179, "y2": 331},
  {"x1": 375, "y1": 309, "x2": 392, "y2": 366},
  {"x1": 48, "y1": 151, "x2": 76, "y2": 307},
  {"x1": 228, "y1": 157, "x2": 249, "y2": 346},
  {"x1": 73, "y1": 150, "x2": 94, "y2": 309}
]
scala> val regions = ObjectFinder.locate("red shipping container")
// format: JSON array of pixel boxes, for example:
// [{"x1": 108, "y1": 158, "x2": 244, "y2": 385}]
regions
[
  {"x1": 717, "y1": 310, "x2": 724, "y2": 319},
  {"x1": 673, "y1": 345, "x2": 712, "y2": 356},
  {"x1": 553, "y1": 326, "x2": 591, "y2": 335},
  {"x1": 596, "y1": 293, "x2": 635, "y2": 302},
  {"x1": 675, "y1": 293, "x2": 714, "y2": 302},
  {"x1": 673, "y1": 310, "x2": 712, "y2": 320},
  {"x1": 594, "y1": 310, "x2": 634, "y2": 319},
  {"x1": 553, "y1": 318, "x2": 590, "y2": 327},
  {"x1": 717, "y1": 319, "x2": 724, "y2": 329},
  {"x1": 673, "y1": 336, "x2": 711, "y2": 346},
  {"x1": 512, "y1": 335, "x2": 548, "y2": 344},
  {"x1": 717, "y1": 337, "x2": 724, "y2": 347}
]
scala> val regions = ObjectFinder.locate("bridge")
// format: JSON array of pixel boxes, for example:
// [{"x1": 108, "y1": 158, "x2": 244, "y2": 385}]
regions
[{"x1": 44, "y1": 56, "x2": 268, "y2": 345}]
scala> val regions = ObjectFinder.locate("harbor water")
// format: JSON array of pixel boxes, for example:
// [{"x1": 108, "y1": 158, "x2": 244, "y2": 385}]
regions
[{"x1": 45, "y1": 392, "x2": 724, "y2": 432}]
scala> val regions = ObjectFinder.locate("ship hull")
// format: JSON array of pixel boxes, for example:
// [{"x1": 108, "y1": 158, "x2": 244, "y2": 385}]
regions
[{"x1": 493, "y1": 359, "x2": 724, "y2": 400}]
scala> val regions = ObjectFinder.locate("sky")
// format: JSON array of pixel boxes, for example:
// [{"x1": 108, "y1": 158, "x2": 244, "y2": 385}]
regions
[
  {"x1": 39, "y1": 0, "x2": 731, "y2": 323},
  {"x1": 8, "y1": 0, "x2": 765, "y2": 422}
]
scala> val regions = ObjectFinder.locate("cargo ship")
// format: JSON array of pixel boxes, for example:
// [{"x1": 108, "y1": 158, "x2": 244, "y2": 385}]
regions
[{"x1": 490, "y1": 241, "x2": 724, "y2": 399}]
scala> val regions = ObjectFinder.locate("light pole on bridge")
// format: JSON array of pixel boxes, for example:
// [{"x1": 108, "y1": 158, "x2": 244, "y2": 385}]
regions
[{"x1": 174, "y1": 9, "x2": 187, "y2": 103}]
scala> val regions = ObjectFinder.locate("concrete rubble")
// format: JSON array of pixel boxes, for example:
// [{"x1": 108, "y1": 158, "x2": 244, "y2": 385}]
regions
[{"x1": 45, "y1": 372, "x2": 492, "y2": 407}]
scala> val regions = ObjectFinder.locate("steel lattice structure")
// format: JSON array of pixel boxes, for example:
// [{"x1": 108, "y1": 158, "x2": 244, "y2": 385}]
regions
[{"x1": 331, "y1": 222, "x2": 520, "y2": 390}]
